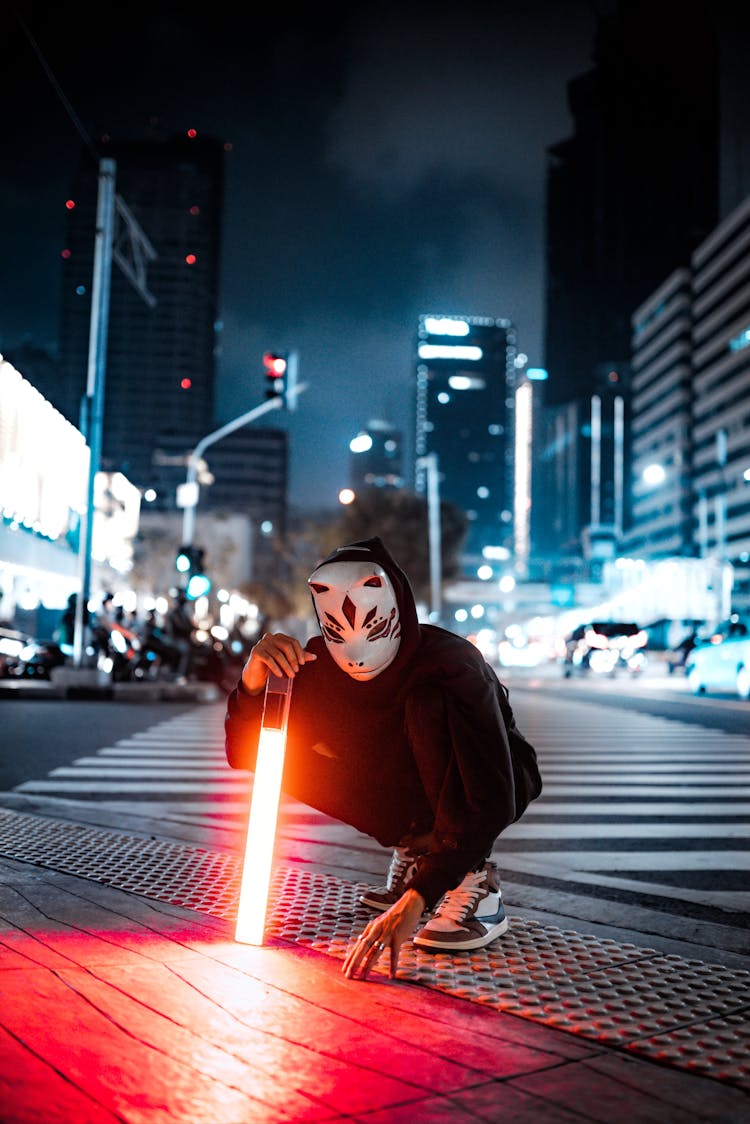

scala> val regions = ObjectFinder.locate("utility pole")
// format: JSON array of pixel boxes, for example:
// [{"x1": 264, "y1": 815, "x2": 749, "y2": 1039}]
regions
[
  {"x1": 179, "y1": 382, "x2": 307, "y2": 552},
  {"x1": 417, "y1": 453, "x2": 442, "y2": 622},
  {"x1": 73, "y1": 158, "x2": 157, "y2": 667}
]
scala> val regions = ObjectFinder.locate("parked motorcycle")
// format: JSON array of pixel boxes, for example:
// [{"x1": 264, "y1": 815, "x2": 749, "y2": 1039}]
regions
[
  {"x1": 0, "y1": 626, "x2": 34, "y2": 678},
  {"x1": 189, "y1": 627, "x2": 250, "y2": 694},
  {"x1": 7, "y1": 637, "x2": 70, "y2": 680}
]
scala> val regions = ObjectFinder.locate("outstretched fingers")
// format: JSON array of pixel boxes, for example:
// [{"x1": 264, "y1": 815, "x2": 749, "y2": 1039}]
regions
[{"x1": 343, "y1": 933, "x2": 391, "y2": 980}]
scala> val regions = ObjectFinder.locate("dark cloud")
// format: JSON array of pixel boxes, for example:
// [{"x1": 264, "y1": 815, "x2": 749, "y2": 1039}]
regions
[{"x1": 2, "y1": 3, "x2": 597, "y2": 508}]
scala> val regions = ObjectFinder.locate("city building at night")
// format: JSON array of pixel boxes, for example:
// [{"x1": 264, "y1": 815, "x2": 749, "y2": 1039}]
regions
[
  {"x1": 413, "y1": 314, "x2": 521, "y2": 574},
  {"x1": 149, "y1": 427, "x2": 288, "y2": 585},
  {"x1": 54, "y1": 132, "x2": 227, "y2": 505},
  {"x1": 625, "y1": 269, "x2": 694, "y2": 559},
  {"x1": 0, "y1": 357, "x2": 140, "y2": 635},
  {"x1": 349, "y1": 419, "x2": 404, "y2": 493},
  {"x1": 540, "y1": 2, "x2": 720, "y2": 564},
  {"x1": 534, "y1": 379, "x2": 626, "y2": 580},
  {"x1": 624, "y1": 194, "x2": 750, "y2": 613}
]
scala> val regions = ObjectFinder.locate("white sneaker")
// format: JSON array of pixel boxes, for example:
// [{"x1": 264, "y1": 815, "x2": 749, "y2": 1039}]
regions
[
  {"x1": 360, "y1": 847, "x2": 419, "y2": 911},
  {"x1": 413, "y1": 862, "x2": 507, "y2": 951}
]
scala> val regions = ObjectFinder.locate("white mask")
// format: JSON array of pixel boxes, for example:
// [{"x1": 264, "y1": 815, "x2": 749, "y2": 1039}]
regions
[{"x1": 308, "y1": 560, "x2": 401, "y2": 680}]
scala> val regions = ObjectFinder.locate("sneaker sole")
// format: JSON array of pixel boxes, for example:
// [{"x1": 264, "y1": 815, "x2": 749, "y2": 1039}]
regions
[
  {"x1": 360, "y1": 891, "x2": 430, "y2": 917},
  {"x1": 413, "y1": 915, "x2": 509, "y2": 952},
  {"x1": 359, "y1": 892, "x2": 396, "y2": 912}
]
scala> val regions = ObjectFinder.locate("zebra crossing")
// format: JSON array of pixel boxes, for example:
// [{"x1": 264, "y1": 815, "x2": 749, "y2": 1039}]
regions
[
  {"x1": 498, "y1": 687, "x2": 750, "y2": 927},
  {"x1": 13, "y1": 690, "x2": 750, "y2": 927},
  {"x1": 13, "y1": 705, "x2": 249, "y2": 828}
]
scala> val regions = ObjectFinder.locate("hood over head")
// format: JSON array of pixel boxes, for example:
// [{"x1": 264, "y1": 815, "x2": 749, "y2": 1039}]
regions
[{"x1": 308, "y1": 537, "x2": 420, "y2": 682}]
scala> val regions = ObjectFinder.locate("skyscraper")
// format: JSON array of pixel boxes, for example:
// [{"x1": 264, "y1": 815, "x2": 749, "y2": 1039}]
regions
[
  {"x1": 539, "y1": 1, "x2": 720, "y2": 565},
  {"x1": 349, "y1": 419, "x2": 404, "y2": 493},
  {"x1": 414, "y1": 314, "x2": 519, "y2": 570},
  {"x1": 57, "y1": 132, "x2": 225, "y2": 502},
  {"x1": 543, "y1": 1, "x2": 719, "y2": 410}
]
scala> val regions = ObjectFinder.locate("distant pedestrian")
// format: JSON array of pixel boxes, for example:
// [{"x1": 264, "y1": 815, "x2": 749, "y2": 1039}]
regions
[{"x1": 165, "y1": 591, "x2": 196, "y2": 680}]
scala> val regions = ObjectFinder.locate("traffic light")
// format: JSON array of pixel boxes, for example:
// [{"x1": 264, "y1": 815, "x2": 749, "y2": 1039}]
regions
[
  {"x1": 175, "y1": 545, "x2": 192, "y2": 574},
  {"x1": 263, "y1": 351, "x2": 288, "y2": 402},
  {"x1": 175, "y1": 545, "x2": 211, "y2": 599}
]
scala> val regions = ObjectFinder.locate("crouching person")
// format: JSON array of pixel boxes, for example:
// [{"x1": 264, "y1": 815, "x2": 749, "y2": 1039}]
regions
[{"x1": 224, "y1": 537, "x2": 542, "y2": 980}]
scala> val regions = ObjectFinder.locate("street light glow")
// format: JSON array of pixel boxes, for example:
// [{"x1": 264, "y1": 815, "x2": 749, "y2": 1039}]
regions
[
  {"x1": 643, "y1": 463, "x2": 666, "y2": 485},
  {"x1": 349, "y1": 432, "x2": 373, "y2": 453}
]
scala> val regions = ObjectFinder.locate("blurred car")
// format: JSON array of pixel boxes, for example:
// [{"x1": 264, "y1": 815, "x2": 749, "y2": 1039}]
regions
[
  {"x1": 7, "y1": 636, "x2": 69, "y2": 680},
  {"x1": 0, "y1": 626, "x2": 33, "y2": 678},
  {"x1": 562, "y1": 621, "x2": 648, "y2": 678},
  {"x1": 685, "y1": 616, "x2": 750, "y2": 699},
  {"x1": 497, "y1": 637, "x2": 548, "y2": 668}
]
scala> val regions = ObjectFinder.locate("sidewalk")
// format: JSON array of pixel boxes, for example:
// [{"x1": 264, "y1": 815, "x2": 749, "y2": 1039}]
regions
[
  {"x1": 1, "y1": 787, "x2": 748, "y2": 1123},
  {"x1": 0, "y1": 670, "x2": 222, "y2": 703}
]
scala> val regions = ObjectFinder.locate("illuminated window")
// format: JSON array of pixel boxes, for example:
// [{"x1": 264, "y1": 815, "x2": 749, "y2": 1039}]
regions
[
  {"x1": 418, "y1": 344, "x2": 482, "y2": 361},
  {"x1": 448, "y1": 375, "x2": 485, "y2": 391},
  {"x1": 424, "y1": 317, "x2": 469, "y2": 336}
]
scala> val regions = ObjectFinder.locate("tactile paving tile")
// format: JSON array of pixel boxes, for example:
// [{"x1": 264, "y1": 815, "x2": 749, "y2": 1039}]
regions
[
  {"x1": 0, "y1": 808, "x2": 241, "y2": 916},
  {"x1": 1, "y1": 808, "x2": 748, "y2": 1089}
]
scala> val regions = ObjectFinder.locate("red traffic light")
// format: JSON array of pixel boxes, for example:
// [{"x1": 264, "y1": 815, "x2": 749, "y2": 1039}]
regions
[
  {"x1": 263, "y1": 352, "x2": 287, "y2": 375},
  {"x1": 263, "y1": 351, "x2": 288, "y2": 402}
]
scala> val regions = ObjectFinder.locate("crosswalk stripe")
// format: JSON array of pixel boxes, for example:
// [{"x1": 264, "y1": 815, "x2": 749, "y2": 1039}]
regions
[{"x1": 13, "y1": 695, "x2": 750, "y2": 924}]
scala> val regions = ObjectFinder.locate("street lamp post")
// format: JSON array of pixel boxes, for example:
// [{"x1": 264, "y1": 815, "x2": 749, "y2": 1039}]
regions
[
  {"x1": 73, "y1": 158, "x2": 157, "y2": 667},
  {"x1": 179, "y1": 382, "x2": 307, "y2": 553},
  {"x1": 416, "y1": 453, "x2": 441, "y2": 622}
]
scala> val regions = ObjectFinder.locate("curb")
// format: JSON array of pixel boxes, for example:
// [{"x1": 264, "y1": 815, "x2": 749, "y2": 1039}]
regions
[{"x1": 0, "y1": 678, "x2": 222, "y2": 702}]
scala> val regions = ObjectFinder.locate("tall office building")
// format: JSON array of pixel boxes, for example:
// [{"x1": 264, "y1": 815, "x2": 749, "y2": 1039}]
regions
[
  {"x1": 622, "y1": 194, "x2": 750, "y2": 612},
  {"x1": 543, "y1": 1, "x2": 719, "y2": 410},
  {"x1": 56, "y1": 132, "x2": 224, "y2": 501},
  {"x1": 625, "y1": 269, "x2": 694, "y2": 559},
  {"x1": 534, "y1": 375, "x2": 625, "y2": 573},
  {"x1": 349, "y1": 419, "x2": 404, "y2": 493},
  {"x1": 538, "y1": 1, "x2": 719, "y2": 566},
  {"x1": 414, "y1": 314, "x2": 519, "y2": 570}
]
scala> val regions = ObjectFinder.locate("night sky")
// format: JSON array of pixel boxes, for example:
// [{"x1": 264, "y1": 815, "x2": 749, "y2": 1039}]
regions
[{"x1": 4, "y1": 3, "x2": 606, "y2": 509}]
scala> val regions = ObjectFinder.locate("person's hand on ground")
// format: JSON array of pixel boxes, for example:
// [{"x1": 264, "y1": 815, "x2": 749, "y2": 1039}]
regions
[{"x1": 343, "y1": 888, "x2": 426, "y2": 981}]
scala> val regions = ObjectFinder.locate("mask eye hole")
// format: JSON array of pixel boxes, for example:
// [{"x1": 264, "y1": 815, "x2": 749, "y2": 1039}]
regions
[
  {"x1": 364, "y1": 577, "x2": 382, "y2": 587},
  {"x1": 310, "y1": 582, "x2": 329, "y2": 593}
]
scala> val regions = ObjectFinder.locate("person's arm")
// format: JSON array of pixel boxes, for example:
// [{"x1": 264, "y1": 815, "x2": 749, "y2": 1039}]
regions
[
  {"x1": 224, "y1": 632, "x2": 316, "y2": 771},
  {"x1": 403, "y1": 654, "x2": 519, "y2": 908},
  {"x1": 240, "y1": 632, "x2": 316, "y2": 693}
]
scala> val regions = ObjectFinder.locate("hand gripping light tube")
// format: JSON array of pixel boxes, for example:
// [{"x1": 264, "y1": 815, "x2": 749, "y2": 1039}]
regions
[{"x1": 235, "y1": 672, "x2": 293, "y2": 945}]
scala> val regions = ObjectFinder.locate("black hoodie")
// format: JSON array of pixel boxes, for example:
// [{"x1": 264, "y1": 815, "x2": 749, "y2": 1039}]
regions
[{"x1": 224, "y1": 537, "x2": 542, "y2": 909}]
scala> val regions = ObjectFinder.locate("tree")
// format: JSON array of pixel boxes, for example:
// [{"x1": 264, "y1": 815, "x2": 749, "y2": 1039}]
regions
[{"x1": 325, "y1": 488, "x2": 468, "y2": 608}]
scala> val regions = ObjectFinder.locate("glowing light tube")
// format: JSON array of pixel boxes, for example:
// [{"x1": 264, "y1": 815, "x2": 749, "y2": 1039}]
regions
[{"x1": 235, "y1": 672, "x2": 293, "y2": 945}]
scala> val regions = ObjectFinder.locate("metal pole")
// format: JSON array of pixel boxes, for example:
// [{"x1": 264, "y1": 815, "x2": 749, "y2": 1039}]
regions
[
  {"x1": 417, "y1": 453, "x2": 441, "y2": 622},
  {"x1": 590, "y1": 394, "x2": 601, "y2": 527},
  {"x1": 73, "y1": 158, "x2": 116, "y2": 666},
  {"x1": 180, "y1": 386, "x2": 307, "y2": 549},
  {"x1": 613, "y1": 395, "x2": 624, "y2": 541}
]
